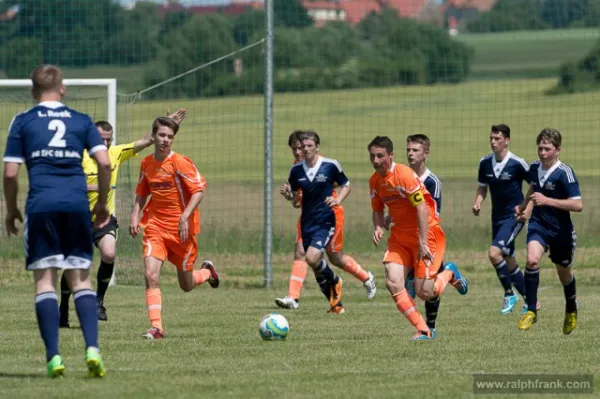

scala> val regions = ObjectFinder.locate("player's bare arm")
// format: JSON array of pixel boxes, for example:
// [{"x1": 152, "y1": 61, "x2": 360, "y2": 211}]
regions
[
  {"x1": 280, "y1": 182, "x2": 293, "y2": 200},
  {"x1": 132, "y1": 108, "x2": 186, "y2": 154},
  {"x1": 529, "y1": 193, "x2": 583, "y2": 212},
  {"x1": 472, "y1": 185, "x2": 487, "y2": 216},
  {"x1": 325, "y1": 183, "x2": 350, "y2": 207},
  {"x1": 3, "y1": 162, "x2": 23, "y2": 235},
  {"x1": 91, "y1": 148, "x2": 112, "y2": 228},
  {"x1": 416, "y1": 202, "x2": 433, "y2": 263},
  {"x1": 179, "y1": 191, "x2": 204, "y2": 243},
  {"x1": 129, "y1": 195, "x2": 148, "y2": 238},
  {"x1": 372, "y1": 210, "x2": 385, "y2": 247},
  {"x1": 515, "y1": 184, "x2": 534, "y2": 218}
]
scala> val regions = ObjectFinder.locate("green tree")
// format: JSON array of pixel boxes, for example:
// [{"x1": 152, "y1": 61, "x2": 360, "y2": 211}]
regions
[
  {"x1": 0, "y1": 37, "x2": 42, "y2": 78},
  {"x1": 540, "y1": 0, "x2": 588, "y2": 28},
  {"x1": 233, "y1": 9, "x2": 265, "y2": 46},
  {"x1": 274, "y1": 0, "x2": 312, "y2": 28}
]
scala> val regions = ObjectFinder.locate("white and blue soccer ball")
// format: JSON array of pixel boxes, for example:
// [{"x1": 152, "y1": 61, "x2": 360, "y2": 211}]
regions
[{"x1": 259, "y1": 313, "x2": 289, "y2": 341}]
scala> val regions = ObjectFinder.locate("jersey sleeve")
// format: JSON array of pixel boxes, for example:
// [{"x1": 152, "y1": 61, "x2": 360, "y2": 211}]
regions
[
  {"x1": 3, "y1": 114, "x2": 25, "y2": 163},
  {"x1": 176, "y1": 156, "x2": 207, "y2": 195},
  {"x1": 561, "y1": 166, "x2": 581, "y2": 200},
  {"x1": 114, "y1": 142, "x2": 137, "y2": 163},
  {"x1": 369, "y1": 176, "x2": 384, "y2": 212},
  {"x1": 477, "y1": 158, "x2": 487, "y2": 186},
  {"x1": 330, "y1": 159, "x2": 349, "y2": 187},
  {"x1": 424, "y1": 176, "x2": 442, "y2": 213},
  {"x1": 518, "y1": 158, "x2": 530, "y2": 184},
  {"x1": 394, "y1": 166, "x2": 424, "y2": 207},
  {"x1": 135, "y1": 160, "x2": 151, "y2": 197},
  {"x1": 84, "y1": 117, "x2": 106, "y2": 156}
]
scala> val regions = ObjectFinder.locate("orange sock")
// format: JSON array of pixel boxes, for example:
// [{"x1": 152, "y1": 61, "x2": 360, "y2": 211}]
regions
[
  {"x1": 434, "y1": 270, "x2": 453, "y2": 296},
  {"x1": 393, "y1": 290, "x2": 429, "y2": 332},
  {"x1": 342, "y1": 256, "x2": 369, "y2": 282},
  {"x1": 288, "y1": 260, "x2": 308, "y2": 300},
  {"x1": 145, "y1": 288, "x2": 163, "y2": 332},
  {"x1": 193, "y1": 269, "x2": 211, "y2": 286}
]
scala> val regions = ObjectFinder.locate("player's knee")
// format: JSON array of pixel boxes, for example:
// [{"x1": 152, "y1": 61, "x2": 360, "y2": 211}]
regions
[
  {"x1": 304, "y1": 254, "x2": 321, "y2": 268},
  {"x1": 178, "y1": 280, "x2": 194, "y2": 292},
  {"x1": 525, "y1": 256, "x2": 540, "y2": 270},
  {"x1": 416, "y1": 286, "x2": 434, "y2": 300},
  {"x1": 326, "y1": 253, "x2": 344, "y2": 267},
  {"x1": 101, "y1": 250, "x2": 116, "y2": 263},
  {"x1": 145, "y1": 269, "x2": 160, "y2": 288},
  {"x1": 385, "y1": 277, "x2": 404, "y2": 295},
  {"x1": 488, "y1": 247, "x2": 503, "y2": 264}
]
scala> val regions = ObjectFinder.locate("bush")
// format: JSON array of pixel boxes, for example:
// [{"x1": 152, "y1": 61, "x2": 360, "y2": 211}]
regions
[{"x1": 551, "y1": 39, "x2": 600, "y2": 94}]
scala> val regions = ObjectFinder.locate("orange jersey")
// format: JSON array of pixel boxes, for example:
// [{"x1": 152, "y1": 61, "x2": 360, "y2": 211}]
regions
[
  {"x1": 136, "y1": 152, "x2": 206, "y2": 234},
  {"x1": 369, "y1": 162, "x2": 439, "y2": 237}
]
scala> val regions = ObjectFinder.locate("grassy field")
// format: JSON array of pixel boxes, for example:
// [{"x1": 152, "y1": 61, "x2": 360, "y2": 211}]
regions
[
  {"x1": 458, "y1": 28, "x2": 600, "y2": 80},
  {"x1": 1, "y1": 256, "x2": 599, "y2": 398}
]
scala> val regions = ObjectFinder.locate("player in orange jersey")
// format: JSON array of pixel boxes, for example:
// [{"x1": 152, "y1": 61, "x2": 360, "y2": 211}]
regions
[
  {"x1": 368, "y1": 136, "x2": 468, "y2": 340},
  {"x1": 275, "y1": 131, "x2": 376, "y2": 310},
  {"x1": 129, "y1": 117, "x2": 219, "y2": 340}
]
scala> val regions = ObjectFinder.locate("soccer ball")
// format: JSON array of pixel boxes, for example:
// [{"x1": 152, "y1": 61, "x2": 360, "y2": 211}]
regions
[{"x1": 259, "y1": 313, "x2": 289, "y2": 341}]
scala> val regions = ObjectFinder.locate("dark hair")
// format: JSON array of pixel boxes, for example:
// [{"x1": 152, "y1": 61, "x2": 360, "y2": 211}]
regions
[
  {"x1": 406, "y1": 134, "x2": 430, "y2": 151},
  {"x1": 288, "y1": 130, "x2": 303, "y2": 147},
  {"x1": 491, "y1": 124, "x2": 510, "y2": 138},
  {"x1": 368, "y1": 136, "x2": 394, "y2": 153},
  {"x1": 298, "y1": 130, "x2": 320, "y2": 146},
  {"x1": 31, "y1": 64, "x2": 63, "y2": 100},
  {"x1": 152, "y1": 117, "x2": 180, "y2": 135},
  {"x1": 536, "y1": 128, "x2": 562, "y2": 148},
  {"x1": 95, "y1": 121, "x2": 113, "y2": 132}
]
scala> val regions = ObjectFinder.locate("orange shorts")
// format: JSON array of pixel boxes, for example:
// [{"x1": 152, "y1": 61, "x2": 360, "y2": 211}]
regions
[
  {"x1": 142, "y1": 224, "x2": 197, "y2": 272},
  {"x1": 296, "y1": 217, "x2": 302, "y2": 244},
  {"x1": 383, "y1": 224, "x2": 446, "y2": 280},
  {"x1": 295, "y1": 209, "x2": 344, "y2": 252}
]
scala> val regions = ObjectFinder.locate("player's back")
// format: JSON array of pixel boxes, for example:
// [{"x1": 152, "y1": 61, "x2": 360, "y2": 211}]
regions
[
  {"x1": 478, "y1": 152, "x2": 529, "y2": 222},
  {"x1": 137, "y1": 152, "x2": 206, "y2": 233},
  {"x1": 529, "y1": 160, "x2": 580, "y2": 232},
  {"x1": 3, "y1": 101, "x2": 102, "y2": 213}
]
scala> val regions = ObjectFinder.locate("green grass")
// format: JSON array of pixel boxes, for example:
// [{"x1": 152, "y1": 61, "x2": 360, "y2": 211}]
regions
[
  {"x1": 1, "y1": 258, "x2": 599, "y2": 397},
  {"x1": 458, "y1": 28, "x2": 600, "y2": 80}
]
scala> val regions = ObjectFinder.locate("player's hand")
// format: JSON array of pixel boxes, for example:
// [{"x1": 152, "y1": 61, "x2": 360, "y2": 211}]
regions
[
  {"x1": 472, "y1": 202, "x2": 481, "y2": 216},
  {"x1": 92, "y1": 203, "x2": 110, "y2": 229},
  {"x1": 324, "y1": 196, "x2": 340, "y2": 207},
  {"x1": 129, "y1": 215, "x2": 140, "y2": 238},
  {"x1": 373, "y1": 227, "x2": 384, "y2": 247},
  {"x1": 515, "y1": 205, "x2": 527, "y2": 222},
  {"x1": 167, "y1": 108, "x2": 186, "y2": 125},
  {"x1": 5, "y1": 208, "x2": 23, "y2": 236},
  {"x1": 179, "y1": 216, "x2": 189, "y2": 243},
  {"x1": 529, "y1": 192, "x2": 550, "y2": 207},
  {"x1": 383, "y1": 214, "x2": 393, "y2": 230},
  {"x1": 419, "y1": 242, "x2": 434, "y2": 266},
  {"x1": 279, "y1": 182, "x2": 293, "y2": 200}
]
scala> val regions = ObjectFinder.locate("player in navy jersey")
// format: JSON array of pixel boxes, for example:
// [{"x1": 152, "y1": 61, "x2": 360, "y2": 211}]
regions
[
  {"x1": 287, "y1": 131, "x2": 349, "y2": 314},
  {"x1": 473, "y1": 124, "x2": 533, "y2": 315},
  {"x1": 3, "y1": 65, "x2": 111, "y2": 378},
  {"x1": 516, "y1": 128, "x2": 582, "y2": 334}
]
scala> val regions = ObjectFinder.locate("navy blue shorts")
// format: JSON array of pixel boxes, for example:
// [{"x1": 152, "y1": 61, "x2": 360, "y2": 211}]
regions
[
  {"x1": 527, "y1": 222, "x2": 576, "y2": 267},
  {"x1": 491, "y1": 218, "x2": 524, "y2": 257},
  {"x1": 302, "y1": 222, "x2": 335, "y2": 253},
  {"x1": 24, "y1": 212, "x2": 93, "y2": 271}
]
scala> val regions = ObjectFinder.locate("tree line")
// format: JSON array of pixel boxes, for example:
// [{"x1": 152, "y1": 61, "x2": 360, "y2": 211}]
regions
[{"x1": 0, "y1": 0, "x2": 472, "y2": 98}]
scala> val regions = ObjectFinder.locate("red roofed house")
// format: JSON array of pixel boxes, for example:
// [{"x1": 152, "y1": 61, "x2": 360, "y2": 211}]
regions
[
  {"x1": 301, "y1": 0, "x2": 427, "y2": 27},
  {"x1": 442, "y1": 0, "x2": 499, "y2": 30}
]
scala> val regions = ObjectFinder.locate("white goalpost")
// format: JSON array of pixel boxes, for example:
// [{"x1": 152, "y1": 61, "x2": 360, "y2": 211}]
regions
[{"x1": 0, "y1": 78, "x2": 119, "y2": 286}]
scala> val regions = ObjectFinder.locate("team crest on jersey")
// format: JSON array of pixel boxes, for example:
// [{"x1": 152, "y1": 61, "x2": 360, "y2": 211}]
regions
[
  {"x1": 315, "y1": 174, "x2": 327, "y2": 182},
  {"x1": 500, "y1": 172, "x2": 512, "y2": 180},
  {"x1": 544, "y1": 182, "x2": 556, "y2": 190}
]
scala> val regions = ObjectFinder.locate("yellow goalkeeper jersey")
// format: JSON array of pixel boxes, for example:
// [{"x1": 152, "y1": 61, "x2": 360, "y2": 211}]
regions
[{"x1": 82, "y1": 142, "x2": 137, "y2": 220}]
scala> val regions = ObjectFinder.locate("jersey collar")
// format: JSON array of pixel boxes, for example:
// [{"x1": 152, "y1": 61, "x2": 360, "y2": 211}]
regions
[
  {"x1": 38, "y1": 101, "x2": 65, "y2": 109},
  {"x1": 303, "y1": 155, "x2": 323, "y2": 182},
  {"x1": 419, "y1": 168, "x2": 431, "y2": 183},
  {"x1": 492, "y1": 150, "x2": 512, "y2": 178},
  {"x1": 538, "y1": 160, "x2": 562, "y2": 186}
]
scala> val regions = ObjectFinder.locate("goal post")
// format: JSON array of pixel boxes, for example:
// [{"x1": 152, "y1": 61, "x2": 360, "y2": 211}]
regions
[{"x1": 0, "y1": 78, "x2": 118, "y2": 285}]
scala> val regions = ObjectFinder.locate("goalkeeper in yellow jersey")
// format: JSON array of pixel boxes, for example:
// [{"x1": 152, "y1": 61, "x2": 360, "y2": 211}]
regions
[{"x1": 59, "y1": 109, "x2": 186, "y2": 326}]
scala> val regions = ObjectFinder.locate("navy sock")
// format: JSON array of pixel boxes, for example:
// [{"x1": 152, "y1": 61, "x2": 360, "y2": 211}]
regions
[
  {"x1": 494, "y1": 260, "x2": 514, "y2": 296},
  {"x1": 59, "y1": 273, "x2": 70, "y2": 312},
  {"x1": 524, "y1": 267, "x2": 540, "y2": 313},
  {"x1": 425, "y1": 296, "x2": 441, "y2": 330},
  {"x1": 510, "y1": 265, "x2": 527, "y2": 298},
  {"x1": 563, "y1": 275, "x2": 577, "y2": 313},
  {"x1": 74, "y1": 289, "x2": 99, "y2": 349},
  {"x1": 314, "y1": 259, "x2": 336, "y2": 299},
  {"x1": 96, "y1": 261, "x2": 114, "y2": 303},
  {"x1": 35, "y1": 292, "x2": 60, "y2": 361}
]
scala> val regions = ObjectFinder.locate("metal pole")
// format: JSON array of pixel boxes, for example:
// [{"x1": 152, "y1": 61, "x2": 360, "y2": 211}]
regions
[{"x1": 263, "y1": 0, "x2": 274, "y2": 287}]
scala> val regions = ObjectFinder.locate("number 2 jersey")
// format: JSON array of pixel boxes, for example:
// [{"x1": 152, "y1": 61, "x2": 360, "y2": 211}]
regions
[{"x1": 3, "y1": 101, "x2": 105, "y2": 213}]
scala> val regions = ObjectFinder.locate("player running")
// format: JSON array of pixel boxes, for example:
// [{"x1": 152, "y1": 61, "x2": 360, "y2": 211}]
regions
[
  {"x1": 368, "y1": 136, "x2": 468, "y2": 340},
  {"x1": 129, "y1": 116, "x2": 219, "y2": 340},
  {"x1": 59, "y1": 109, "x2": 186, "y2": 326},
  {"x1": 473, "y1": 124, "x2": 535, "y2": 315},
  {"x1": 3, "y1": 64, "x2": 110, "y2": 377},
  {"x1": 516, "y1": 128, "x2": 582, "y2": 334},
  {"x1": 276, "y1": 130, "x2": 376, "y2": 310}
]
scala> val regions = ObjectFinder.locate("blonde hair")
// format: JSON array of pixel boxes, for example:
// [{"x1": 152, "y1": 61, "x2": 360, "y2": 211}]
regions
[{"x1": 30, "y1": 65, "x2": 63, "y2": 100}]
